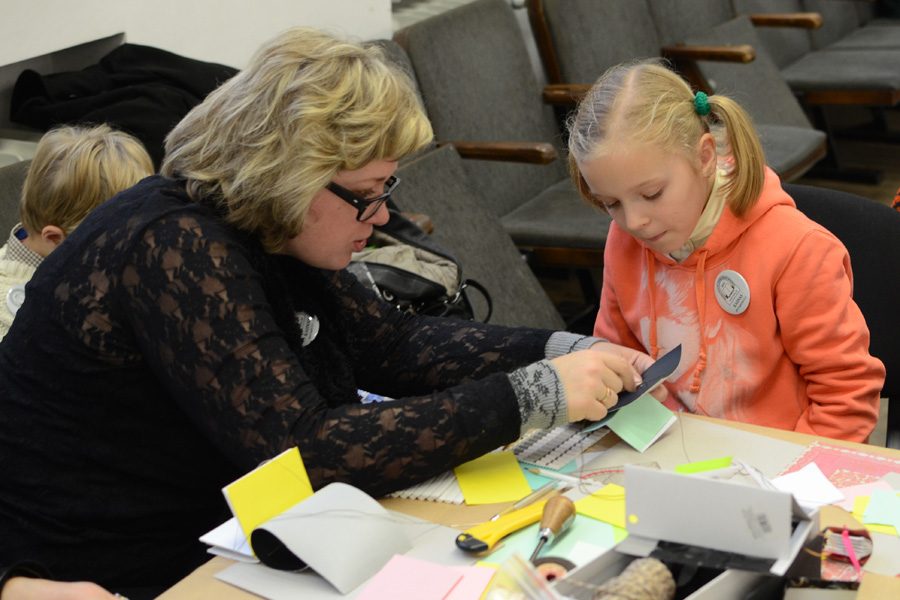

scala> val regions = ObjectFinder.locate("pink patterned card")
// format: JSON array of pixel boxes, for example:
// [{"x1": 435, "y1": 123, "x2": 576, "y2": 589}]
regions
[{"x1": 778, "y1": 442, "x2": 900, "y2": 488}]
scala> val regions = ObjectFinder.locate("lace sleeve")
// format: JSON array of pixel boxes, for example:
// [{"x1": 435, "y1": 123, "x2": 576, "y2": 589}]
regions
[
  {"x1": 325, "y1": 268, "x2": 555, "y2": 396},
  {"x1": 122, "y1": 214, "x2": 549, "y2": 496}
]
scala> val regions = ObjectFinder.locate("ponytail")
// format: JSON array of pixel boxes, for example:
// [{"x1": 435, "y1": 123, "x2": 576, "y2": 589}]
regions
[{"x1": 705, "y1": 95, "x2": 765, "y2": 216}]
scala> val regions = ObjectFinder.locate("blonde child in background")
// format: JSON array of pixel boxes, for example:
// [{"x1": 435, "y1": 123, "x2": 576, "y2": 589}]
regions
[
  {"x1": 568, "y1": 60, "x2": 884, "y2": 442},
  {"x1": 0, "y1": 124, "x2": 153, "y2": 340}
]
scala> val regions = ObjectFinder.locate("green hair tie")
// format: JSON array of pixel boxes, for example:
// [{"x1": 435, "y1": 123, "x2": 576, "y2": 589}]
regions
[{"x1": 694, "y1": 91, "x2": 711, "y2": 116}]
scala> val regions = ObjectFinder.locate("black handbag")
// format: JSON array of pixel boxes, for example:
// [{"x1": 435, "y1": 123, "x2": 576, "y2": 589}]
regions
[{"x1": 347, "y1": 209, "x2": 492, "y2": 322}]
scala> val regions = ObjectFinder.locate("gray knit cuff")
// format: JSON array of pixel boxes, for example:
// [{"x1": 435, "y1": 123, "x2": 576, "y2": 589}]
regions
[
  {"x1": 545, "y1": 332, "x2": 606, "y2": 358},
  {"x1": 508, "y1": 360, "x2": 568, "y2": 434}
]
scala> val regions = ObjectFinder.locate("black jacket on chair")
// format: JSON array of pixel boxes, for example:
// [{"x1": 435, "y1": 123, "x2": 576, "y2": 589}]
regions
[{"x1": 10, "y1": 44, "x2": 238, "y2": 168}]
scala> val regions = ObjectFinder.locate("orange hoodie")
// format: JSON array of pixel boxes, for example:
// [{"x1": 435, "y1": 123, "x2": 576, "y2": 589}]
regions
[{"x1": 594, "y1": 168, "x2": 884, "y2": 442}]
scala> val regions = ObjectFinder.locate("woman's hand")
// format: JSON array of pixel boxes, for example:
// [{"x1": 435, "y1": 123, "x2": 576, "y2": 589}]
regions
[
  {"x1": 588, "y1": 342, "x2": 669, "y2": 403},
  {"x1": 550, "y1": 350, "x2": 640, "y2": 422},
  {"x1": 1, "y1": 578, "x2": 118, "y2": 600}
]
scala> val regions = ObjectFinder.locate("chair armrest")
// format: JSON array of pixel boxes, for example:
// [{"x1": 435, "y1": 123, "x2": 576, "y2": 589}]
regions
[
  {"x1": 543, "y1": 83, "x2": 591, "y2": 105},
  {"x1": 748, "y1": 12, "x2": 823, "y2": 29},
  {"x1": 440, "y1": 141, "x2": 558, "y2": 165},
  {"x1": 662, "y1": 44, "x2": 756, "y2": 64}
]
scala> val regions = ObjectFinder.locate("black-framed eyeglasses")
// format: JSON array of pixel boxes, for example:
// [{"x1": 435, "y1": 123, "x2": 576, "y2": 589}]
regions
[{"x1": 326, "y1": 175, "x2": 401, "y2": 221}]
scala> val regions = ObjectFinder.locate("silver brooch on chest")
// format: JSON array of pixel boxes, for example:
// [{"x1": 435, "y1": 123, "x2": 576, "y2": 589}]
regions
[
  {"x1": 296, "y1": 312, "x2": 320, "y2": 347},
  {"x1": 6, "y1": 284, "x2": 25, "y2": 316}
]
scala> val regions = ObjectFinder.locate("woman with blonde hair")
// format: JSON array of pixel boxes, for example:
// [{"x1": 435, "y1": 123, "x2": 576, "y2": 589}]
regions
[
  {"x1": 569, "y1": 59, "x2": 883, "y2": 442},
  {"x1": 0, "y1": 28, "x2": 652, "y2": 595}
]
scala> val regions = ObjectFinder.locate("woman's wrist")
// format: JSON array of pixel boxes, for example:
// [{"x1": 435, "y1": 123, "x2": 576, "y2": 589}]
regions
[
  {"x1": 545, "y1": 332, "x2": 606, "y2": 358},
  {"x1": 508, "y1": 360, "x2": 568, "y2": 434}
]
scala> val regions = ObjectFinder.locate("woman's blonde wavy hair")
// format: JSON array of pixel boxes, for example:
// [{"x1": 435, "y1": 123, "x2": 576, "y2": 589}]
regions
[
  {"x1": 20, "y1": 124, "x2": 153, "y2": 235},
  {"x1": 161, "y1": 27, "x2": 433, "y2": 253},
  {"x1": 567, "y1": 60, "x2": 765, "y2": 217}
]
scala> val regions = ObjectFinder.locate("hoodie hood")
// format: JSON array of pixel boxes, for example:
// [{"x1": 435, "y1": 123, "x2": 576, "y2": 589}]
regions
[{"x1": 646, "y1": 167, "x2": 795, "y2": 269}]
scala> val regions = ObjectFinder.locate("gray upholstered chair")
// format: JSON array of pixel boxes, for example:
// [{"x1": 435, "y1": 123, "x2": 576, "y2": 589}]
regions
[
  {"x1": 651, "y1": 0, "x2": 899, "y2": 181},
  {"x1": 0, "y1": 161, "x2": 29, "y2": 237},
  {"x1": 394, "y1": 0, "x2": 612, "y2": 273},
  {"x1": 802, "y1": 0, "x2": 900, "y2": 50},
  {"x1": 784, "y1": 183, "x2": 900, "y2": 449},
  {"x1": 526, "y1": 0, "x2": 826, "y2": 181},
  {"x1": 723, "y1": 0, "x2": 900, "y2": 108},
  {"x1": 855, "y1": 0, "x2": 900, "y2": 24},
  {"x1": 393, "y1": 144, "x2": 565, "y2": 330}
]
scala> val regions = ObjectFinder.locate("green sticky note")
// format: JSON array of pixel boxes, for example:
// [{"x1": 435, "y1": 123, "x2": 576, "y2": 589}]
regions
[
  {"x1": 521, "y1": 460, "x2": 577, "y2": 489},
  {"x1": 675, "y1": 456, "x2": 733, "y2": 474},
  {"x1": 606, "y1": 395, "x2": 676, "y2": 452},
  {"x1": 454, "y1": 450, "x2": 532, "y2": 505},
  {"x1": 862, "y1": 490, "x2": 900, "y2": 533},
  {"x1": 852, "y1": 495, "x2": 898, "y2": 536},
  {"x1": 480, "y1": 513, "x2": 619, "y2": 567}
]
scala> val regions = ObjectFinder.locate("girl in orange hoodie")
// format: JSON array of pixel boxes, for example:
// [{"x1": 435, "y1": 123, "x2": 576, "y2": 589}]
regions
[{"x1": 568, "y1": 60, "x2": 884, "y2": 442}]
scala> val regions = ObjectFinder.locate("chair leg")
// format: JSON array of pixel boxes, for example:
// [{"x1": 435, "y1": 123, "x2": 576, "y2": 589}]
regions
[
  {"x1": 560, "y1": 268, "x2": 599, "y2": 334},
  {"x1": 803, "y1": 106, "x2": 884, "y2": 185},
  {"x1": 833, "y1": 107, "x2": 900, "y2": 145}
]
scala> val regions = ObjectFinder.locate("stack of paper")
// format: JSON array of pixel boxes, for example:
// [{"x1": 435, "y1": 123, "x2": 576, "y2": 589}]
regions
[{"x1": 387, "y1": 469, "x2": 465, "y2": 504}]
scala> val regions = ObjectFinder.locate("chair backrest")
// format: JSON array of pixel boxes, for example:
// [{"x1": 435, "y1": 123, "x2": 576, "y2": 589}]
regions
[
  {"x1": 394, "y1": 144, "x2": 565, "y2": 330},
  {"x1": 395, "y1": 0, "x2": 567, "y2": 219},
  {"x1": 682, "y1": 16, "x2": 813, "y2": 128},
  {"x1": 802, "y1": 0, "x2": 861, "y2": 48},
  {"x1": 731, "y1": 0, "x2": 814, "y2": 67},
  {"x1": 648, "y1": 0, "x2": 738, "y2": 45},
  {"x1": 784, "y1": 183, "x2": 900, "y2": 447},
  {"x1": 536, "y1": 0, "x2": 663, "y2": 84},
  {"x1": 0, "y1": 160, "x2": 29, "y2": 237}
]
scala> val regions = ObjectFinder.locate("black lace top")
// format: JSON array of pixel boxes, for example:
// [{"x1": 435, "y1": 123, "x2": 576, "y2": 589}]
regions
[{"x1": 0, "y1": 176, "x2": 552, "y2": 590}]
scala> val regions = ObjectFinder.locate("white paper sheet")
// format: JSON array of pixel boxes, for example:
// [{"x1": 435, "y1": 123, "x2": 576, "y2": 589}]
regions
[{"x1": 771, "y1": 462, "x2": 844, "y2": 509}]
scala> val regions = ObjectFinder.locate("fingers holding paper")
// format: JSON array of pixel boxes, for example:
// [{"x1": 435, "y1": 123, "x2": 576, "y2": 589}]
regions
[
  {"x1": 588, "y1": 341, "x2": 669, "y2": 403},
  {"x1": 550, "y1": 350, "x2": 640, "y2": 422}
]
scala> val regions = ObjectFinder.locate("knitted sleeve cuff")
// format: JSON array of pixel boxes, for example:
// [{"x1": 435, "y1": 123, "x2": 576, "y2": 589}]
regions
[
  {"x1": 508, "y1": 360, "x2": 568, "y2": 434},
  {"x1": 545, "y1": 331, "x2": 606, "y2": 358}
]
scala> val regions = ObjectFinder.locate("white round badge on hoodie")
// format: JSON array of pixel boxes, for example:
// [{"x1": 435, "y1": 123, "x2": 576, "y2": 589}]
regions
[{"x1": 714, "y1": 270, "x2": 750, "y2": 315}]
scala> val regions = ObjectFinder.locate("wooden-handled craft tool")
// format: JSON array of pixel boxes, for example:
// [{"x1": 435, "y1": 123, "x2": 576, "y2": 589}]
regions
[{"x1": 529, "y1": 494, "x2": 575, "y2": 563}]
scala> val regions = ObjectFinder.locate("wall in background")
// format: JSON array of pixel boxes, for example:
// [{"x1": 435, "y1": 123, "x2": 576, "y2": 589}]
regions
[
  {"x1": 0, "y1": 0, "x2": 391, "y2": 131},
  {"x1": 0, "y1": 0, "x2": 392, "y2": 69}
]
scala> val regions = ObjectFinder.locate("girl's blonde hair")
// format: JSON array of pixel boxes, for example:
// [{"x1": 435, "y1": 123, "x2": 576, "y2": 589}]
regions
[
  {"x1": 20, "y1": 124, "x2": 153, "y2": 234},
  {"x1": 567, "y1": 60, "x2": 765, "y2": 216},
  {"x1": 161, "y1": 27, "x2": 434, "y2": 253}
]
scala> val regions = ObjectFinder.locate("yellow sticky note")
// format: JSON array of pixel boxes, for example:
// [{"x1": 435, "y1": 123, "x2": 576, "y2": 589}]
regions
[
  {"x1": 223, "y1": 447, "x2": 314, "y2": 540},
  {"x1": 454, "y1": 451, "x2": 531, "y2": 505},
  {"x1": 575, "y1": 483, "x2": 626, "y2": 529},
  {"x1": 852, "y1": 495, "x2": 898, "y2": 536}
]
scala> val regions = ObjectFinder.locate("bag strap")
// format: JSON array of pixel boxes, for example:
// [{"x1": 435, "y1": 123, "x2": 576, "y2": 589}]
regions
[{"x1": 461, "y1": 279, "x2": 493, "y2": 323}]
